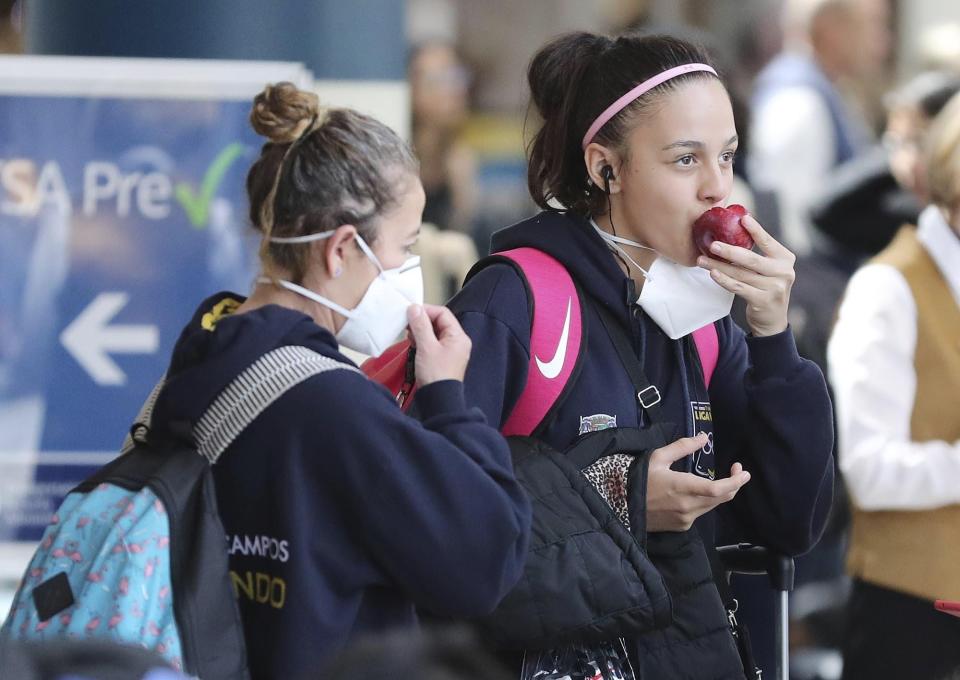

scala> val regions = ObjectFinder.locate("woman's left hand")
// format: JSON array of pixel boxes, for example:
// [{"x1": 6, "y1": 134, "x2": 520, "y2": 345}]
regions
[{"x1": 696, "y1": 214, "x2": 796, "y2": 337}]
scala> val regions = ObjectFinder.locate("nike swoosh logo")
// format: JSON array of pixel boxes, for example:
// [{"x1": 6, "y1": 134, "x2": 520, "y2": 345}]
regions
[{"x1": 535, "y1": 297, "x2": 572, "y2": 379}]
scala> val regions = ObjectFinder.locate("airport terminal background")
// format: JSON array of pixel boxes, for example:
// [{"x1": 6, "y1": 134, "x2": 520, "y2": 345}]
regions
[{"x1": 1, "y1": 0, "x2": 959, "y2": 678}]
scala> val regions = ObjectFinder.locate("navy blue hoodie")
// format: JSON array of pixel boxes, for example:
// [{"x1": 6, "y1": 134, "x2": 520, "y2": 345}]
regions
[
  {"x1": 150, "y1": 293, "x2": 531, "y2": 679},
  {"x1": 447, "y1": 211, "x2": 834, "y2": 675}
]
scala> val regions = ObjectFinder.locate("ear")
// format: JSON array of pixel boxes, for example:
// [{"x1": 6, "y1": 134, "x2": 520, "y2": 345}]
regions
[
  {"x1": 584, "y1": 143, "x2": 621, "y2": 194},
  {"x1": 319, "y1": 224, "x2": 358, "y2": 278}
]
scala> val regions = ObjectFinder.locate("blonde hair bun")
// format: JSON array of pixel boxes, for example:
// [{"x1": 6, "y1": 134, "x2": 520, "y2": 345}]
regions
[{"x1": 250, "y1": 82, "x2": 322, "y2": 144}]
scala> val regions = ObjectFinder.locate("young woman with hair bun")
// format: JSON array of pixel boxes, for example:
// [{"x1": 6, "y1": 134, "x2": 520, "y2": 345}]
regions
[{"x1": 141, "y1": 82, "x2": 531, "y2": 678}]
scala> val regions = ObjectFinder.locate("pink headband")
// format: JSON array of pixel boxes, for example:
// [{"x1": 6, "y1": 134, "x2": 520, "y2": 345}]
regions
[{"x1": 581, "y1": 63, "x2": 718, "y2": 150}]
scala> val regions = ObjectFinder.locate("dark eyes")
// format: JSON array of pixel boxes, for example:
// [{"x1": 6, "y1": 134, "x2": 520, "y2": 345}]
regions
[{"x1": 674, "y1": 151, "x2": 736, "y2": 168}]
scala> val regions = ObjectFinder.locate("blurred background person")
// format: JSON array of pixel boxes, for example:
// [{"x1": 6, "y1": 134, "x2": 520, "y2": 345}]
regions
[
  {"x1": 408, "y1": 41, "x2": 480, "y2": 302},
  {"x1": 409, "y1": 41, "x2": 477, "y2": 236},
  {"x1": 827, "y1": 90, "x2": 960, "y2": 680},
  {"x1": 777, "y1": 69, "x2": 960, "y2": 680},
  {"x1": 749, "y1": 0, "x2": 893, "y2": 256},
  {"x1": 796, "y1": 70, "x2": 960, "y2": 373}
]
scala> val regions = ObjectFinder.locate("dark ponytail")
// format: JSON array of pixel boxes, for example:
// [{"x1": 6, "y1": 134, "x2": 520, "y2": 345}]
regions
[
  {"x1": 526, "y1": 32, "x2": 610, "y2": 217},
  {"x1": 526, "y1": 32, "x2": 719, "y2": 216}
]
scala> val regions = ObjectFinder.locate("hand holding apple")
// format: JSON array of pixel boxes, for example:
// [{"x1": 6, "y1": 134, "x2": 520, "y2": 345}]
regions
[
  {"x1": 693, "y1": 204, "x2": 753, "y2": 257},
  {"x1": 695, "y1": 211, "x2": 797, "y2": 337}
]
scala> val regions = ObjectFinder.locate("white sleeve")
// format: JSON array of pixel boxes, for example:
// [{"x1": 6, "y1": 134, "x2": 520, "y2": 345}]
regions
[
  {"x1": 828, "y1": 264, "x2": 960, "y2": 510},
  {"x1": 748, "y1": 87, "x2": 835, "y2": 256}
]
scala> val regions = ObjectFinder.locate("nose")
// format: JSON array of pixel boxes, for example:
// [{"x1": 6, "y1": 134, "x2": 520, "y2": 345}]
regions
[{"x1": 698, "y1": 161, "x2": 730, "y2": 207}]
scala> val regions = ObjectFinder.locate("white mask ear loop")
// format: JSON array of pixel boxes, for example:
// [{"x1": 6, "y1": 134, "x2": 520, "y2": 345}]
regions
[
  {"x1": 269, "y1": 229, "x2": 384, "y2": 274},
  {"x1": 257, "y1": 231, "x2": 388, "y2": 315},
  {"x1": 268, "y1": 230, "x2": 334, "y2": 244},
  {"x1": 591, "y1": 221, "x2": 657, "y2": 281},
  {"x1": 256, "y1": 276, "x2": 355, "y2": 319},
  {"x1": 616, "y1": 245, "x2": 654, "y2": 281},
  {"x1": 353, "y1": 235, "x2": 385, "y2": 274}
]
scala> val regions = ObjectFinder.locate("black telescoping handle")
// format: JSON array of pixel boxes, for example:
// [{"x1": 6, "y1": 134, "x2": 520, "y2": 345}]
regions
[{"x1": 716, "y1": 543, "x2": 795, "y2": 593}]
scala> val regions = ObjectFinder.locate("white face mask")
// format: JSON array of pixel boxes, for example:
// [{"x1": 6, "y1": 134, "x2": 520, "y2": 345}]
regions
[
  {"x1": 263, "y1": 231, "x2": 423, "y2": 357},
  {"x1": 592, "y1": 222, "x2": 733, "y2": 340}
]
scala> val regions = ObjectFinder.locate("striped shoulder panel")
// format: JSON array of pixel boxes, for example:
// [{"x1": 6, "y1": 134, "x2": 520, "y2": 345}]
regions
[
  {"x1": 121, "y1": 376, "x2": 167, "y2": 455},
  {"x1": 195, "y1": 346, "x2": 359, "y2": 464}
]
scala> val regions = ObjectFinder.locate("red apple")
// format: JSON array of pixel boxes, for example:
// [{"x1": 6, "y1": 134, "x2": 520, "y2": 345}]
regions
[{"x1": 693, "y1": 204, "x2": 753, "y2": 257}]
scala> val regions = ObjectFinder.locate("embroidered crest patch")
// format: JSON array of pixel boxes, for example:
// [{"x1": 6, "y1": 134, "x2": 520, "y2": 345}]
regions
[
  {"x1": 690, "y1": 401, "x2": 716, "y2": 480},
  {"x1": 578, "y1": 413, "x2": 617, "y2": 435}
]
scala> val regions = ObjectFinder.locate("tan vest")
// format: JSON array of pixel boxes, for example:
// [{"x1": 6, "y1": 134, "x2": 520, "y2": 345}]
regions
[{"x1": 846, "y1": 226, "x2": 960, "y2": 602}]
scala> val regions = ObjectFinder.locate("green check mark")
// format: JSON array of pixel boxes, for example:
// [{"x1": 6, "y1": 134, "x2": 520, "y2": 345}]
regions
[{"x1": 175, "y1": 142, "x2": 245, "y2": 229}]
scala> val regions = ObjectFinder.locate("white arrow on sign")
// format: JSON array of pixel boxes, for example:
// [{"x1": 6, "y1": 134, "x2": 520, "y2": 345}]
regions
[{"x1": 60, "y1": 292, "x2": 159, "y2": 386}]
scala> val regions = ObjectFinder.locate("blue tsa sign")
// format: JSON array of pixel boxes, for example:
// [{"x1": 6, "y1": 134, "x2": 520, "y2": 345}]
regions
[{"x1": 0, "y1": 56, "x2": 313, "y2": 541}]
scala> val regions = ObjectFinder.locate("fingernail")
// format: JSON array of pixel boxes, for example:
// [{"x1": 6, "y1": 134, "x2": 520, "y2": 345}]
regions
[
  {"x1": 697, "y1": 257, "x2": 708, "y2": 267},
  {"x1": 407, "y1": 304, "x2": 422, "y2": 320},
  {"x1": 710, "y1": 242, "x2": 723, "y2": 254}
]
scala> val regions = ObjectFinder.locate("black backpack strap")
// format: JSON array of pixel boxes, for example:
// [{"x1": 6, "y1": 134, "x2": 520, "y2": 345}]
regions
[{"x1": 592, "y1": 298, "x2": 665, "y2": 422}]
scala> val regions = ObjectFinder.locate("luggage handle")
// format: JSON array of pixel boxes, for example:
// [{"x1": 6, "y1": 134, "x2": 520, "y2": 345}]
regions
[
  {"x1": 716, "y1": 543, "x2": 795, "y2": 593},
  {"x1": 716, "y1": 543, "x2": 794, "y2": 680}
]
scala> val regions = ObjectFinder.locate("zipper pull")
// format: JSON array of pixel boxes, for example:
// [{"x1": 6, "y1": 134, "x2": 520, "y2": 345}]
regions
[
  {"x1": 396, "y1": 346, "x2": 417, "y2": 407},
  {"x1": 726, "y1": 597, "x2": 740, "y2": 634}
]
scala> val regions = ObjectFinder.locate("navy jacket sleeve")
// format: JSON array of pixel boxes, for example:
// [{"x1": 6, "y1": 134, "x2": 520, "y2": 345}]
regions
[
  {"x1": 315, "y1": 370, "x2": 531, "y2": 617},
  {"x1": 710, "y1": 319, "x2": 835, "y2": 556},
  {"x1": 447, "y1": 265, "x2": 533, "y2": 429}
]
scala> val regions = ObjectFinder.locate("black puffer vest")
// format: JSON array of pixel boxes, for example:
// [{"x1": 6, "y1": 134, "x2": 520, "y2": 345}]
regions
[
  {"x1": 476, "y1": 426, "x2": 675, "y2": 651},
  {"x1": 476, "y1": 310, "x2": 745, "y2": 679},
  {"x1": 474, "y1": 420, "x2": 745, "y2": 679}
]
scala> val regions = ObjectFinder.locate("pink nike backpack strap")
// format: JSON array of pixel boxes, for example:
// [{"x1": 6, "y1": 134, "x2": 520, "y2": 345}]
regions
[
  {"x1": 497, "y1": 248, "x2": 583, "y2": 437},
  {"x1": 692, "y1": 323, "x2": 719, "y2": 389}
]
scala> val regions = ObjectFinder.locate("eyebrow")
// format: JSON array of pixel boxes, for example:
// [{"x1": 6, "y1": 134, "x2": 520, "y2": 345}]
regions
[{"x1": 662, "y1": 134, "x2": 739, "y2": 151}]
